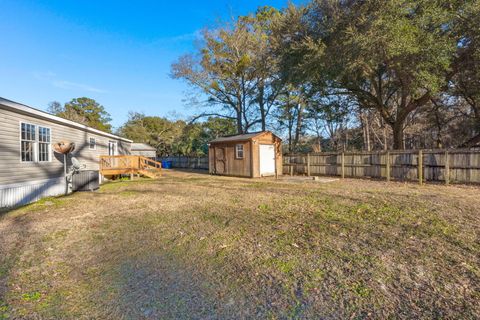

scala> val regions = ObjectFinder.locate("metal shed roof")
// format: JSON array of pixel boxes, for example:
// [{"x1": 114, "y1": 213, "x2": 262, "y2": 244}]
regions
[{"x1": 131, "y1": 143, "x2": 157, "y2": 151}]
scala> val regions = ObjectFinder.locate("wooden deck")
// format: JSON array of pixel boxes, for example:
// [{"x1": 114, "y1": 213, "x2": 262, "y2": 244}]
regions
[{"x1": 100, "y1": 155, "x2": 162, "y2": 179}]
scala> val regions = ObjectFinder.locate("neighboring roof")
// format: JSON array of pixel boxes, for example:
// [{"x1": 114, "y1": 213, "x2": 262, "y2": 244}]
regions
[
  {"x1": 0, "y1": 97, "x2": 132, "y2": 143},
  {"x1": 210, "y1": 131, "x2": 281, "y2": 143},
  {"x1": 131, "y1": 143, "x2": 157, "y2": 151}
]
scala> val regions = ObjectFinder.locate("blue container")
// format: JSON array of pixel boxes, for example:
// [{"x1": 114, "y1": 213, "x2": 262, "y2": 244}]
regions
[{"x1": 161, "y1": 160, "x2": 173, "y2": 169}]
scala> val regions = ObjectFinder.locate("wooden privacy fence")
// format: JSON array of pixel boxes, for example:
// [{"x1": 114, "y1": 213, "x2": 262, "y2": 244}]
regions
[
  {"x1": 283, "y1": 149, "x2": 480, "y2": 185},
  {"x1": 156, "y1": 156, "x2": 209, "y2": 170}
]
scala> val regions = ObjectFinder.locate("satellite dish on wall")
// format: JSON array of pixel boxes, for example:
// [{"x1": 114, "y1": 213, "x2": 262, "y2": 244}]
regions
[
  {"x1": 71, "y1": 157, "x2": 83, "y2": 171},
  {"x1": 53, "y1": 141, "x2": 76, "y2": 154}
]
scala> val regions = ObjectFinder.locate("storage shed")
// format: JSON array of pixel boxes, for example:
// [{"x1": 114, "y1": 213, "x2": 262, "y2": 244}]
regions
[
  {"x1": 209, "y1": 131, "x2": 282, "y2": 178},
  {"x1": 131, "y1": 143, "x2": 157, "y2": 159}
]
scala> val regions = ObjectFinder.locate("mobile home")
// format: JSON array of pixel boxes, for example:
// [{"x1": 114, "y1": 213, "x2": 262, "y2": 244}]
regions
[{"x1": 0, "y1": 97, "x2": 132, "y2": 208}]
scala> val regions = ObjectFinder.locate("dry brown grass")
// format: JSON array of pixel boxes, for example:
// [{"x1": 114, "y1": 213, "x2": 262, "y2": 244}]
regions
[{"x1": 0, "y1": 170, "x2": 479, "y2": 319}]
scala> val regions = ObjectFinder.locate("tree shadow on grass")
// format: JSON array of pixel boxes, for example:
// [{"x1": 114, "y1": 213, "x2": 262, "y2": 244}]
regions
[
  {"x1": 0, "y1": 204, "x2": 38, "y2": 317},
  {"x1": 90, "y1": 253, "x2": 297, "y2": 319},
  {"x1": 109, "y1": 255, "x2": 222, "y2": 319}
]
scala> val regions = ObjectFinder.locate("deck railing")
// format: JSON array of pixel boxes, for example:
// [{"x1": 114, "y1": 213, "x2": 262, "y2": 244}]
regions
[{"x1": 100, "y1": 155, "x2": 162, "y2": 177}]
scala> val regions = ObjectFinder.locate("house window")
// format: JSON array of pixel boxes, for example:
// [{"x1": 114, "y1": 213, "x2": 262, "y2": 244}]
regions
[
  {"x1": 21, "y1": 123, "x2": 36, "y2": 162},
  {"x1": 38, "y1": 126, "x2": 51, "y2": 162},
  {"x1": 235, "y1": 144, "x2": 244, "y2": 159},
  {"x1": 20, "y1": 123, "x2": 52, "y2": 163},
  {"x1": 89, "y1": 137, "x2": 96, "y2": 150},
  {"x1": 108, "y1": 141, "x2": 117, "y2": 156}
]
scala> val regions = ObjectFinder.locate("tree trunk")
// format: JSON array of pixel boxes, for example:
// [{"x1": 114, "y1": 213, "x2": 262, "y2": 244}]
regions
[
  {"x1": 236, "y1": 109, "x2": 243, "y2": 134},
  {"x1": 365, "y1": 114, "x2": 371, "y2": 151},
  {"x1": 360, "y1": 112, "x2": 371, "y2": 151},
  {"x1": 391, "y1": 121, "x2": 405, "y2": 150},
  {"x1": 383, "y1": 123, "x2": 388, "y2": 151},
  {"x1": 293, "y1": 104, "x2": 304, "y2": 152},
  {"x1": 459, "y1": 133, "x2": 480, "y2": 148},
  {"x1": 288, "y1": 122, "x2": 293, "y2": 152},
  {"x1": 344, "y1": 126, "x2": 349, "y2": 151},
  {"x1": 258, "y1": 83, "x2": 267, "y2": 131}
]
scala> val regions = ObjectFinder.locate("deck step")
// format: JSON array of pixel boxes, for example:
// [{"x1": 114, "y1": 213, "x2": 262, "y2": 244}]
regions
[
  {"x1": 138, "y1": 169, "x2": 162, "y2": 179},
  {"x1": 100, "y1": 155, "x2": 163, "y2": 180}
]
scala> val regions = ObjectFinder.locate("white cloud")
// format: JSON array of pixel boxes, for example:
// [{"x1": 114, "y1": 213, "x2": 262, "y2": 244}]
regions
[
  {"x1": 169, "y1": 30, "x2": 203, "y2": 42},
  {"x1": 52, "y1": 80, "x2": 107, "y2": 93},
  {"x1": 153, "y1": 30, "x2": 203, "y2": 46},
  {"x1": 33, "y1": 71, "x2": 107, "y2": 93}
]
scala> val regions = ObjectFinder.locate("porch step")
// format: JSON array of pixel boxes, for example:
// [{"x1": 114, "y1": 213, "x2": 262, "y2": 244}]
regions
[
  {"x1": 138, "y1": 169, "x2": 162, "y2": 179},
  {"x1": 100, "y1": 155, "x2": 163, "y2": 180}
]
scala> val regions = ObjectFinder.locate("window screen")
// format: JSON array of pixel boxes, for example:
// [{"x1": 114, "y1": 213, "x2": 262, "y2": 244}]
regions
[
  {"x1": 235, "y1": 144, "x2": 244, "y2": 159},
  {"x1": 89, "y1": 137, "x2": 96, "y2": 150},
  {"x1": 38, "y1": 127, "x2": 51, "y2": 162},
  {"x1": 21, "y1": 123, "x2": 36, "y2": 162}
]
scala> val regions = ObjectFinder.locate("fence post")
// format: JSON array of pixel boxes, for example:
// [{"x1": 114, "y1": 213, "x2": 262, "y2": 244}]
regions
[
  {"x1": 445, "y1": 150, "x2": 450, "y2": 185},
  {"x1": 386, "y1": 151, "x2": 391, "y2": 182},
  {"x1": 341, "y1": 152, "x2": 345, "y2": 179},
  {"x1": 307, "y1": 153, "x2": 311, "y2": 177},
  {"x1": 418, "y1": 150, "x2": 423, "y2": 185}
]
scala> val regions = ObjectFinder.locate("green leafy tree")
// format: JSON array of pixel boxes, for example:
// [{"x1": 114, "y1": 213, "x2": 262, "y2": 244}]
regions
[
  {"x1": 243, "y1": 6, "x2": 284, "y2": 131},
  {"x1": 118, "y1": 112, "x2": 186, "y2": 156},
  {"x1": 174, "y1": 117, "x2": 236, "y2": 156},
  {"x1": 202, "y1": 117, "x2": 237, "y2": 139},
  {"x1": 118, "y1": 113, "x2": 236, "y2": 156},
  {"x1": 171, "y1": 24, "x2": 256, "y2": 134},
  {"x1": 277, "y1": 0, "x2": 463, "y2": 149},
  {"x1": 453, "y1": 2, "x2": 480, "y2": 147},
  {"x1": 274, "y1": 85, "x2": 307, "y2": 152},
  {"x1": 172, "y1": 7, "x2": 283, "y2": 134},
  {"x1": 49, "y1": 97, "x2": 112, "y2": 133},
  {"x1": 306, "y1": 95, "x2": 353, "y2": 151}
]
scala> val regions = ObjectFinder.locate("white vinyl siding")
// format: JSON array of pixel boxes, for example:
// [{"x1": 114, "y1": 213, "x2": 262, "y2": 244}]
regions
[{"x1": 1, "y1": 105, "x2": 131, "y2": 186}]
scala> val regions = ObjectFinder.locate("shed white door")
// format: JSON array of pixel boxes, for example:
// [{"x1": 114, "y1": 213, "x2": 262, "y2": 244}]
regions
[{"x1": 259, "y1": 144, "x2": 275, "y2": 176}]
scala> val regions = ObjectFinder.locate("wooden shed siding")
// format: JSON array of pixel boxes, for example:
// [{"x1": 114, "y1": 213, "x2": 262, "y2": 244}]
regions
[
  {"x1": 209, "y1": 142, "x2": 252, "y2": 177},
  {"x1": 208, "y1": 132, "x2": 282, "y2": 178},
  {"x1": 0, "y1": 106, "x2": 131, "y2": 185}
]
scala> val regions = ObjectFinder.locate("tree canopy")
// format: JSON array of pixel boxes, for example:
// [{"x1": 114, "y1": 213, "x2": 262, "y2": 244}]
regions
[
  {"x1": 48, "y1": 97, "x2": 112, "y2": 133},
  {"x1": 117, "y1": 113, "x2": 236, "y2": 156},
  {"x1": 171, "y1": 7, "x2": 283, "y2": 134},
  {"x1": 170, "y1": 0, "x2": 480, "y2": 151}
]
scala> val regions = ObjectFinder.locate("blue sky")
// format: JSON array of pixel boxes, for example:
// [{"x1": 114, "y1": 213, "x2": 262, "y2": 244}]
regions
[{"x1": 0, "y1": 0, "x2": 299, "y2": 130}]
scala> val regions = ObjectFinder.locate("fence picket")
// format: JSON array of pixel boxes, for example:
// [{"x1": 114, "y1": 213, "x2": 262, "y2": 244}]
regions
[
  {"x1": 159, "y1": 149, "x2": 480, "y2": 185},
  {"x1": 157, "y1": 156, "x2": 209, "y2": 170},
  {"x1": 283, "y1": 149, "x2": 480, "y2": 185}
]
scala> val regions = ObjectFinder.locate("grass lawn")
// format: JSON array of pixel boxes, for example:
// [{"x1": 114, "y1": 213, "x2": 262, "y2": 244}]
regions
[{"x1": 0, "y1": 170, "x2": 479, "y2": 319}]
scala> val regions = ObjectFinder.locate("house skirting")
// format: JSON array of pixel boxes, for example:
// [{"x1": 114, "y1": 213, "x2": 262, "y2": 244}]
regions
[{"x1": 0, "y1": 177, "x2": 66, "y2": 208}]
